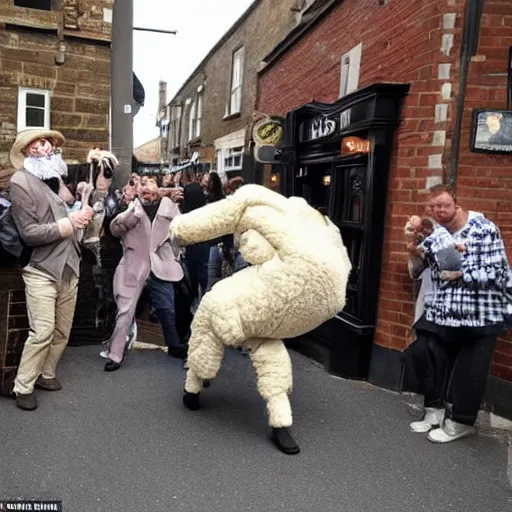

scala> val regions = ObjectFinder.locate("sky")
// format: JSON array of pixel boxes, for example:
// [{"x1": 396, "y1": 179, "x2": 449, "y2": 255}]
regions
[{"x1": 133, "y1": 0, "x2": 254, "y2": 148}]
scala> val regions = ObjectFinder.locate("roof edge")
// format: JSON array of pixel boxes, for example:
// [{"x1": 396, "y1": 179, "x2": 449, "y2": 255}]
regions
[
  {"x1": 259, "y1": 0, "x2": 341, "y2": 77},
  {"x1": 167, "y1": 0, "x2": 262, "y2": 105}
]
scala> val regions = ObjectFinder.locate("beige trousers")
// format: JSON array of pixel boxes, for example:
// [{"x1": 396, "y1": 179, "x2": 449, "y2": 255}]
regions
[{"x1": 13, "y1": 266, "x2": 79, "y2": 395}]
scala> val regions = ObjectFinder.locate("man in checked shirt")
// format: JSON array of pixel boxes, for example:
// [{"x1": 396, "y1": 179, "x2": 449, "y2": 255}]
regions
[{"x1": 405, "y1": 184, "x2": 512, "y2": 443}]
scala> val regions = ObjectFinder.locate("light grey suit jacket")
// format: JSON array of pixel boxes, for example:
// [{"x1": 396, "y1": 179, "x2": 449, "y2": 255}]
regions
[
  {"x1": 9, "y1": 169, "x2": 80, "y2": 282},
  {"x1": 110, "y1": 197, "x2": 183, "y2": 290}
]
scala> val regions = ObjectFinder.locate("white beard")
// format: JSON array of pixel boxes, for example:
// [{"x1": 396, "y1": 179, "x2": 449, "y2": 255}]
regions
[{"x1": 24, "y1": 153, "x2": 68, "y2": 181}]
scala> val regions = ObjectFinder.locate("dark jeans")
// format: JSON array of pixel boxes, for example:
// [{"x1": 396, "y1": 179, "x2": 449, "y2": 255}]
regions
[
  {"x1": 411, "y1": 323, "x2": 498, "y2": 426},
  {"x1": 146, "y1": 275, "x2": 182, "y2": 350},
  {"x1": 186, "y1": 242, "x2": 210, "y2": 300}
]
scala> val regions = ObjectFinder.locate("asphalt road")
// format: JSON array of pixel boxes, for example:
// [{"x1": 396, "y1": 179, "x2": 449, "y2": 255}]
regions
[{"x1": 0, "y1": 345, "x2": 510, "y2": 512}]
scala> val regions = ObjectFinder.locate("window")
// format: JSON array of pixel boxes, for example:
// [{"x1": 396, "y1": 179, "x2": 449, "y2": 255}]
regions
[
  {"x1": 14, "y1": 0, "x2": 51, "y2": 10},
  {"x1": 188, "y1": 101, "x2": 196, "y2": 142},
  {"x1": 196, "y1": 93, "x2": 203, "y2": 139},
  {"x1": 169, "y1": 105, "x2": 182, "y2": 149},
  {"x1": 339, "y1": 43, "x2": 362, "y2": 98},
  {"x1": 224, "y1": 146, "x2": 244, "y2": 171},
  {"x1": 17, "y1": 88, "x2": 50, "y2": 131},
  {"x1": 229, "y1": 47, "x2": 244, "y2": 116}
]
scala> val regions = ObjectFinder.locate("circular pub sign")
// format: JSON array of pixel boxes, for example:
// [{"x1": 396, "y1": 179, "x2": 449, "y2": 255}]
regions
[{"x1": 253, "y1": 117, "x2": 284, "y2": 146}]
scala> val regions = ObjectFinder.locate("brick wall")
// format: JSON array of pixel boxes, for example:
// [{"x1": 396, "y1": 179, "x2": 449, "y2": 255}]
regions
[
  {"x1": 455, "y1": 0, "x2": 512, "y2": 381},
  {"x1": 257, "y1": 0, "x2": 512, "y2": 380}
]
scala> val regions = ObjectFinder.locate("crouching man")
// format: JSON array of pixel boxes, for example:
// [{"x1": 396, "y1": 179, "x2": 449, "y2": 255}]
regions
[{"x1": 8, "y1": 129, "x2": 93, "y2": 411}]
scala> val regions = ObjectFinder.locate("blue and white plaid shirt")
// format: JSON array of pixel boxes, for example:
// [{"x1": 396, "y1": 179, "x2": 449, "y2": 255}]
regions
[{"x1": 422, "y1": 214, "x2": 512, "y2": 328}]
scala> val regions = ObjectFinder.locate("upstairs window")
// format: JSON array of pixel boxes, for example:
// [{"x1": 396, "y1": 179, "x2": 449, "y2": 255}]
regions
[
  {"x1": 229, "y1": 47, "x2": 244, "y2": 116},
  {"x1": 339, "y1": 43, "x2": 362, "y2": 98},
  {"x1": 196, "y1": 93, "x2": 203, "y2": 139},
  {"x1": 17, "y1": 87, "x2": 51, "y2": 131},
  {"x1": 14, "y1": 0, "x2": 52, "y2": 10}
]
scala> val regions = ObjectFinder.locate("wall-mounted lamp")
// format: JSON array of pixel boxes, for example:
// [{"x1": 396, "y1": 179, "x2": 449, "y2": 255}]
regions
[{"x1": 55, "y1": 43, "x2": 66, "y2": 65}]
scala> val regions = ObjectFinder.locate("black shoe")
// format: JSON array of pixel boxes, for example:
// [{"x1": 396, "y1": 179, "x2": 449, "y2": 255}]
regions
[
  {"x1": 35, "y1": 377, "x2": 62, "y2": 391},
  {"x1": 168, "y1": 345, "x2": 188, "y2": 359},
  {"x1": 104, "y1": 359, "x2": 122, "y2": 372},
  {"x1": 16, "y1": 391, "x2": 38, "y2": 411},
  {"x1": 271, "y1": 427, "x2": 300, "y2": 455},
  {"x1": 183, "y1": 391, "x2": 201, "y2": 411}
]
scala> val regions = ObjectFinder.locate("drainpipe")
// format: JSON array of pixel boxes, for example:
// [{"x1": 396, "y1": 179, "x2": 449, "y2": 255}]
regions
[
  {"x1": 110, "y1": 0, "x2": 134, "y2": 188},
  {"x1": 449, "y1": 0, "x2": 485, "y2": 191}
]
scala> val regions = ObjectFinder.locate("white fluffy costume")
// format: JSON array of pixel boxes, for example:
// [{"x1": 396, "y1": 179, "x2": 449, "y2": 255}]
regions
[{"x1": 170, "y1": 185, "x2": 352, "y2": 454}]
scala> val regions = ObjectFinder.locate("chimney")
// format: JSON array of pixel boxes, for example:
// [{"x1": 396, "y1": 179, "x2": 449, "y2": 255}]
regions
[{"x1": 158, "y1": 81, "x2": 167, "y2": 111}]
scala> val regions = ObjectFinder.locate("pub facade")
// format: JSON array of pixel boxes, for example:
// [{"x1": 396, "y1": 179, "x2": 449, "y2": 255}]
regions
[{"x1": 256, "y1": 0, "x2": 512, "y2": 418}]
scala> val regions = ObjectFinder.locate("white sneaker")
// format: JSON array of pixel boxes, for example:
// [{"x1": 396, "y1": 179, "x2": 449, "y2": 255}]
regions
[
  {"x1": 410, "y1": 407, "x2": 444, "y2": 433},
  {"x1": 427, "y1": 419, "x2": 476, "y2": 443},
  {"x1": 99, "y1": 350, "x2": 109, "y2": 359}
]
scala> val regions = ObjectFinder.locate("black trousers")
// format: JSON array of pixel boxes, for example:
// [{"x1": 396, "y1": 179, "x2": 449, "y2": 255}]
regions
[
  {"x1": 185, "y1": 242, "x2": 210, "y2": 301},
  {"x1": 410, "y1": 323, "x2": 499, "y2": 426}
]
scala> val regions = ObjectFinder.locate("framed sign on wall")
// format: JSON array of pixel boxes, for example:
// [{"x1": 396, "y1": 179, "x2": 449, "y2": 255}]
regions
[{"x1": 470, "y1": 109, "x2": 512, "y2": 154}]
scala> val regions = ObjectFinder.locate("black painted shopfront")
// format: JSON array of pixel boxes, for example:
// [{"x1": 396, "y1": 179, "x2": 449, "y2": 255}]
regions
[{"x1": 276, "y1": 83, "x2": 410, "y2": 380}]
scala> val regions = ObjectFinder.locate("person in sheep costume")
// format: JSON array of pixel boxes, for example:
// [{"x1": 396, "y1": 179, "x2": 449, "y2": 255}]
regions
[{"x1": 170, "y1": 184, "x2": 351, "y2": 454}]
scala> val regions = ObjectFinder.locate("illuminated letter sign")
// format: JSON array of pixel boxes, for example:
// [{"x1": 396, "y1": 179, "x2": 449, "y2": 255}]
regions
[
  {"x1": 309, "y1": 116, "x2": 336, "y2": 140},
  {"x1": 341, "y1": 136, "x2": 370, "y2": 155}
]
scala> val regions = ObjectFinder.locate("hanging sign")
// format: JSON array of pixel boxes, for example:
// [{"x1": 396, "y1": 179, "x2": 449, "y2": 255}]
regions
[
  {"x1": 341, "y1": 136, "x2": 370, "y2": 155},
  {"x1": 252, "y1": 117, "x2": 284, "y2": 146}
]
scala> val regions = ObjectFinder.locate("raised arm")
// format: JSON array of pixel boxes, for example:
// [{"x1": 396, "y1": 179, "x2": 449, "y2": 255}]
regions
[
  {"x1": 109, "y1": 200, "x2": 143, "y2": 238},
  {"x1": 170, "y1": 193, "x2": 245, "y2": 246},
  {"x1": 170, "y1": 184, "x2": 289, "y2": 247}
]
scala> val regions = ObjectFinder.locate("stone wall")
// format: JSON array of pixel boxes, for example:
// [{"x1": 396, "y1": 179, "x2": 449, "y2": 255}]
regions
[{"x1": 0, "y1": 0, "x2": 112, "y2": 188}]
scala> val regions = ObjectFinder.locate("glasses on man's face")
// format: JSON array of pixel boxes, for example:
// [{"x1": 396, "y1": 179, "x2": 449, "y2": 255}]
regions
[{"x1": 430, "y1": 202, "x2": 455, "y2": 212}]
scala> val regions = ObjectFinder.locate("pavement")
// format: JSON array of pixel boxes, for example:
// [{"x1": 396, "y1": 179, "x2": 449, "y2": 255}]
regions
[{"x1": 0, "y1": 345, "x2": 511, "y2": 512}]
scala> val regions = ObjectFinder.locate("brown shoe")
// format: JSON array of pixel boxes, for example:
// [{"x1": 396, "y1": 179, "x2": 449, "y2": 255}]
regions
[
  {"x1": 35, "y1": 377, "x2": 62, "y2": 391},
  {"x1": 16, "y1": 392, "x2": 38, "y2": 411}
]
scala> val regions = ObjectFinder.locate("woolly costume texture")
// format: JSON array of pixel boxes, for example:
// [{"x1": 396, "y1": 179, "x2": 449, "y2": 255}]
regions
[{"x1": 171, "y1": 185, "x2": 351, "y2": 430}]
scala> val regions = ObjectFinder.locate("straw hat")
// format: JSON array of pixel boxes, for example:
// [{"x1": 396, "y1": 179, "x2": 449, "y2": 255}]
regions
[{"x1": 9, "y1": 129, "x2": 65, "y2": 170}]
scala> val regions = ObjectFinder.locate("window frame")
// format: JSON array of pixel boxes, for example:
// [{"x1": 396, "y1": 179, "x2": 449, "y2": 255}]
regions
[
  {"x1": 195, "y1": 93, "x2": 203, "y2": 139},
  {"x1": 228, "y1": 46, "x2": 244, "y2": 116},
  {"x1": 223, "y1": 146, "x2": 244, "y2": 172},
  {"x1": 17, "y1": 87, "x2": 51, "y2": 131},
  {"x1": 188, "y1": 100, "x2": 196, "y2": 142}
]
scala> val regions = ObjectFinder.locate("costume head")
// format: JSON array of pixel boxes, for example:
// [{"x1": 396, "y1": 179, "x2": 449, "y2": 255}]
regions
[{"x1": 9, "y1": 129, "x2": 66, "y2": 172}]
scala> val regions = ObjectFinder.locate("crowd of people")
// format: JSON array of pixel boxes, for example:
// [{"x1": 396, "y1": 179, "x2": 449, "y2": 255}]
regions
[
  {"x1": 1, "y1": 128, "x2": 511, "y2": 451},
  {"x1": 101, "y1": 167, "x2": 247, "y2": 372},
  {"x1": 2, "y1": 129, "x2": 247, "y2": 410}
]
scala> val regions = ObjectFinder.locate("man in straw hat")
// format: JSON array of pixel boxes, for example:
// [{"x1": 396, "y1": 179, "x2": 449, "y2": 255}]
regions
[{"x1": 8, "y1": 129, "x2": 93, "y2": 411}]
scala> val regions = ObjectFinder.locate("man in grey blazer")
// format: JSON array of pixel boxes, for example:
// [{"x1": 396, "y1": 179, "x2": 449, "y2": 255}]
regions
[
  {"x1": 104, "y1": 179, "x2": 186, "y2": 371},
  {"x1": 8, "y1": 129, "x2": 93, "y2": 411}
]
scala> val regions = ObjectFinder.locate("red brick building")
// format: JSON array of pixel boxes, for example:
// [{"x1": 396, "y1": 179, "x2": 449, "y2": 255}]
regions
[{"x1": 257, "y1": 0, "x2": 512, "y2": 416}]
